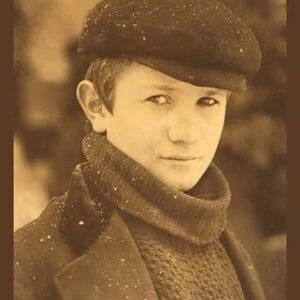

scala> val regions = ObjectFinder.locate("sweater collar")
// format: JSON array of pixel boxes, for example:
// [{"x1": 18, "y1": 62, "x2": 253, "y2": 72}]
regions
[{"x1": 82, "y1": 132, "x2": 231, "y2": 245}]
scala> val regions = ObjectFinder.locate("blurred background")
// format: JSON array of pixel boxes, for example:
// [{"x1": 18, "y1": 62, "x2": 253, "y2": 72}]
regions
[{"x1": 14, "y1": 0, "x2": 286, "y2": 299}]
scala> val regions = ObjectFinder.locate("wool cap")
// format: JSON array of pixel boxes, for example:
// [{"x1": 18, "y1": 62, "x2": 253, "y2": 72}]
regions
[{"x1": 77, "y1": 0, "x2": 261, "y2": 91}]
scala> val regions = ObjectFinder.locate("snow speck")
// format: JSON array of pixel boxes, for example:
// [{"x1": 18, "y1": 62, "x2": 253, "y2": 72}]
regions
[
  {"x1": 40, "y1": 238, "x2": 45, "y2": 243},
  {"x1": 78, "y1": 220, "x2": 85, "y2": 225},
  {"x1": 47, "y1": 235, "x2": 51, "y2": 239}
]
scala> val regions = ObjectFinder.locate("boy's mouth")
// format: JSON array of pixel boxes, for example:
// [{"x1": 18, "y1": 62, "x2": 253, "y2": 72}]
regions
[{"x1": 160, "y1": 155, "x2": 201, "y2": 161}]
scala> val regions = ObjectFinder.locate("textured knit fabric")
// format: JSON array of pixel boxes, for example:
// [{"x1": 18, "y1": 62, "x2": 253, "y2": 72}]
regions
[
  {"x1": 77, "y1": 0, "x2": 262, "y2": 91},
  {"x1": 82, "y1": 132, "x2": 231, "y2": 246},
  {"x1": 82, "y1": 132, "x2": 245, "y2": 299},
  {"x1": 125, "y1": 216, "x2": 245, "y2": 300}
]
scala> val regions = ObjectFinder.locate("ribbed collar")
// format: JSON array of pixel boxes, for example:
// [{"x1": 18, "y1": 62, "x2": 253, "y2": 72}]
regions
[{"x1": 82, "y1": 132, "x2": 231, "y2": 245}]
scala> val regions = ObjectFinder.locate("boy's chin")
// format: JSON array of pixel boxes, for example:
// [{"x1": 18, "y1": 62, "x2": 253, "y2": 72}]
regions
[
  {"x1": 171, "y1": 179, "x2": 200, "y2": 192},
  {"x1": 157, "y1": 173, "x2": 203, "y2": 192}
]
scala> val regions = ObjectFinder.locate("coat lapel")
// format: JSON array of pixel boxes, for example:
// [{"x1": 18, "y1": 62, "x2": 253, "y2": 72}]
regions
[
  {"x1": 55, "y1": 165, "x2": 158, "y2": 300},
  {"x1": 221, "y1": 229, "x2": 266, "y2": 300}
]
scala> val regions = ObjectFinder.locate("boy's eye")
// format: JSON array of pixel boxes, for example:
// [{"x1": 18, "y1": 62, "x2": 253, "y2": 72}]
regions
[
  {"x1": 146, "y1": 95, "x2": 171, "y2": 105},
  {"x1": 197, "y1": 97, "x2": 219, "y2": 107}
]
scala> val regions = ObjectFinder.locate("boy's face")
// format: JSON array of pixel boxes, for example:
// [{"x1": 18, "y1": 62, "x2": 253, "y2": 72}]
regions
[{"x1": 103, "y1": 63, "x2": 228, "y2": 191}]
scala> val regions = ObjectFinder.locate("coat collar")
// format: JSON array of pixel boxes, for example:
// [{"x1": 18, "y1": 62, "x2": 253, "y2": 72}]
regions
[
  {"x1": 55, "y1": 164, "x2": 158, "y2": 300},
  {"x1": 58, "y1": 164, "x2": 112, "y2": 255}
]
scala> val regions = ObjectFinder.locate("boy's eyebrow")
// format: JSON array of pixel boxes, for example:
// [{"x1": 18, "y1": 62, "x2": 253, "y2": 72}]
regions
[
  {"x1": 147, "y1": 84, "x2": 176, "y2": 91},
  {"x1": 204, "y1": 89, "x2": 227, "y2": 97},
  {"x1": 146, "y1": 84, "x2": 228, "y2": 96}
]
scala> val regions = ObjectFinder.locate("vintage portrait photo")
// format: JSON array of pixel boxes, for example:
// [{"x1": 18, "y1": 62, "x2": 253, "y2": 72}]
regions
[{"x1": 14, "y1": 0, "x2": 286, "y2": 299}]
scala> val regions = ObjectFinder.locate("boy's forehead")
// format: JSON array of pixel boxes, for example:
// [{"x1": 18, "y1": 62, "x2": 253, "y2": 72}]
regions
[{"x1": 117, "y1": 62, "x2": 228, "y2": 95}]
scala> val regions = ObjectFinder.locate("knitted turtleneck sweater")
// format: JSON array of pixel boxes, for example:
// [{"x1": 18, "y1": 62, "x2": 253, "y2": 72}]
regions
[{"x1": 82, "y1": 132, "x2": 245, "y2": 299}]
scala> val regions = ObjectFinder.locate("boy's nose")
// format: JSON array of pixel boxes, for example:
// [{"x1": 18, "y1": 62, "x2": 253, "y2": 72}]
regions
[{"x1": 167, "y1": 115, "x2": 201, "y2": 145}]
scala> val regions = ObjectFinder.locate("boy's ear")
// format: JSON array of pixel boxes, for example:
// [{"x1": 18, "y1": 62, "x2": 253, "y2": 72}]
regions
[{"x1": 76, "y1": 80, "x2": 109, "y2": 133}]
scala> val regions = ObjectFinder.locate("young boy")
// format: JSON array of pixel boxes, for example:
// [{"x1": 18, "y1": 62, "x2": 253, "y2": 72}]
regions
[{"x1": 14, "y1": 0, "x2": 266, "y2": 299}]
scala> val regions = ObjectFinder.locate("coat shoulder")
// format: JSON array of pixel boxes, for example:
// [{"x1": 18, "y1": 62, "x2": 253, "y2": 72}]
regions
[
  {"x1": 14, "y1": 194, "x2": 70, "y2": 257},
  {"x1": 14, "y1": 194, "x2": 76, "y2": 299}
]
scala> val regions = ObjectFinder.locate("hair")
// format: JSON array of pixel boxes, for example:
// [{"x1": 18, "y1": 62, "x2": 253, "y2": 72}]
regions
[{"x1": 84, "y1": 57, "x2": 133, "y2": 113}]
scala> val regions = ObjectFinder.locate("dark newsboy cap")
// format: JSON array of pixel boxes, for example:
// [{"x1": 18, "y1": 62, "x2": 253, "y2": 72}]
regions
[{"x1": 77, "y1": 0, "x2": 261, "y2": 91}]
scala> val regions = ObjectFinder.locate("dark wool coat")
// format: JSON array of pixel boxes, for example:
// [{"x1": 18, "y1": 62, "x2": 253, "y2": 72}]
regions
[{"x1": 14, "y1": 166, "x2": 266, "y2": 300}]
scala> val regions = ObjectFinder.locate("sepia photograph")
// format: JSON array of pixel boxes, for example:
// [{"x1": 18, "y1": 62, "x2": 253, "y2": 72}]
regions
[{"x1": 14, "y1": 0, "x2": 286, "y2": 299}]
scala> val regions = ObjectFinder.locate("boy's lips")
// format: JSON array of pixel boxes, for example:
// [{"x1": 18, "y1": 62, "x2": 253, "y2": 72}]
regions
[{"x1": 160, "y1": 155, "x2": 201, "y2": 161}]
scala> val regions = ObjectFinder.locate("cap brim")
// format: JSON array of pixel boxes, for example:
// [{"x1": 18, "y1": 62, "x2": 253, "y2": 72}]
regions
[{"x1": 135, "y1": 57, "x2": 247, "y2": 92}]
